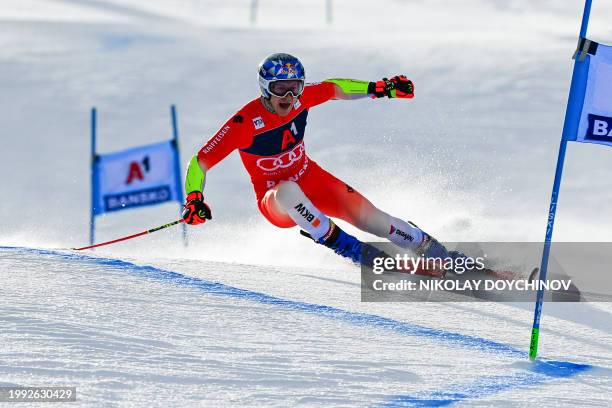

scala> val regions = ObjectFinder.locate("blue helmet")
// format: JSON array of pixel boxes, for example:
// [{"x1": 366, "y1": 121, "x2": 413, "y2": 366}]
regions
[{"x1": 258, "y1": 53, "x2": 305, "y2": 98}]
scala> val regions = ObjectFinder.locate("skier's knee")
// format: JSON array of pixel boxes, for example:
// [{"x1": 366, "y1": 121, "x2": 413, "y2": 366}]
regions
[{"x1": 274, "y1": 181, "x2": 304, "y2": 210}]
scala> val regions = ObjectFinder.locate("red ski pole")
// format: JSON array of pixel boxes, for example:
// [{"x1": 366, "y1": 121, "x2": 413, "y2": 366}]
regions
[{"x1": 72, "y1": 219, "x2": 184, "y2": 251}]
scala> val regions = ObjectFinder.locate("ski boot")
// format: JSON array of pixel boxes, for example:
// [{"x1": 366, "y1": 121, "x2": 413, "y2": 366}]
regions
[
  {"x1": 417, "y1": 232, "x2": 468, "y2": 276},
  {"x1": 300, "y1": 221, "x2": 362, "y2": 262},
  {"x1": 300, "y1": 221, "x2": 384, "y2": 267}
]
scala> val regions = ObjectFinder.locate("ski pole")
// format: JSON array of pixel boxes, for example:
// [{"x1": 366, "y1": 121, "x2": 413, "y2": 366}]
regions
[{"x1": 72, "y1": 219, "x2": 184, "y2": 251}]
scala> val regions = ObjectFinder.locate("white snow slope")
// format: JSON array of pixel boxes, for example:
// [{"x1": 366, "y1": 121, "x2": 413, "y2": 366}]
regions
[{"x1": 2, "y1": 0, "x2": 612, "y2": 406}]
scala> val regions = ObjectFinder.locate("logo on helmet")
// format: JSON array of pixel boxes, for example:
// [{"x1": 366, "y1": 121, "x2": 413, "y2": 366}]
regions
[{"x1": 280, "y1": 63, "x2": 296, "y2": 77}]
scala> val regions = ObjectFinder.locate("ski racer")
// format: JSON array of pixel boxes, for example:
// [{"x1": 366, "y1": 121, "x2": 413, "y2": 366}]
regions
[{"x1": 182, "y1": 53, "x2": 463, "y2": 265}]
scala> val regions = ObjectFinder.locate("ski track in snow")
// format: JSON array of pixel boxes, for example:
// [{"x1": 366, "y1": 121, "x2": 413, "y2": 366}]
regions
[{"x1": 1, "y1": 246, "x2": 610, "y2": 407}]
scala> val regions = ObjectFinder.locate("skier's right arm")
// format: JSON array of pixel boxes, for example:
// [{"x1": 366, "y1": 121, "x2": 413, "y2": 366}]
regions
[{"x1": 182, "y1": 115, "x2": 247, "y2": 225}]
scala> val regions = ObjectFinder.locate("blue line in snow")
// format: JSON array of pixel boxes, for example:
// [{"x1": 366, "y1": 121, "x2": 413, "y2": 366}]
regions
[
  {"x1": 2, "y1": 246, "x2": 523, "y2": 357},
  {"x1": 379, "y1": 360, "x2": 591, "y2": 407},
  {"x1": 2, "y1": 246, "x2": 593, "y2": 406}
]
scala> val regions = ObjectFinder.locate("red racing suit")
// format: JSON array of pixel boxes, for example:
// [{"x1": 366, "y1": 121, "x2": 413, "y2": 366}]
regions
[{"x1": 196, "y1": 82, "x2": 374, "y2": 228}]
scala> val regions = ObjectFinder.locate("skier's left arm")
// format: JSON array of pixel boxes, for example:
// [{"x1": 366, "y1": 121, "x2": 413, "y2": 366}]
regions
[{"x1": 323, "y1": 75, "x2": 414, "y2": 100}]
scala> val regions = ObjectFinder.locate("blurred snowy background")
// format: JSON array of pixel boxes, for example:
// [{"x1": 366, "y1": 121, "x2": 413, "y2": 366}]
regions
[{"x1": 2, "y1": 0, "x2": 612, "y2": 267}]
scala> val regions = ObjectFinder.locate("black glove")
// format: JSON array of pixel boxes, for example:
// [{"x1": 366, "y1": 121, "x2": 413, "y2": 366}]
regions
[
  {"x1": 368, "y1": 75, "x2": 414, "y2": 98},
  {"x1": 182, "y1": 191, "x2": 212, "y2": 225}
]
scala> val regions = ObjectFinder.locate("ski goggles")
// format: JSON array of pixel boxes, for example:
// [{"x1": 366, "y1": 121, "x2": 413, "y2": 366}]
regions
[{"x1": 268, "y1": 79, "x2": 304, "y2": 97}]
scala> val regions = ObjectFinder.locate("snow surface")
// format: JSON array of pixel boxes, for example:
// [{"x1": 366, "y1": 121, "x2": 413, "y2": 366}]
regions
[
  {"x1": 2, "y1": 246, "x2": 612, "y2": 407},
  {"x1": 2, "y1": 0, "x2": 612, "y2": 406}
]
